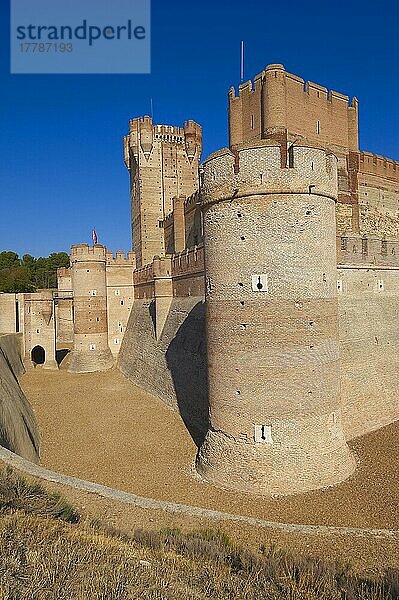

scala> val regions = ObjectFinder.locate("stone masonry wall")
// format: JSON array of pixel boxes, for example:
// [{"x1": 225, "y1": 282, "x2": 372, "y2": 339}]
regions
[
  {"x1": 338, "y1": 266, "x2": 399, "y2": 439},
  {"x1": 118, "y1": 296, "x2": 208, "y2": 447},
  {"x1": 0, "y1": 333, "x2": 40, "y2": 462}
]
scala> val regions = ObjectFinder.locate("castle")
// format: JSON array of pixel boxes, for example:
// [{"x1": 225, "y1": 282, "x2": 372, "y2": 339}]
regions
[{"x1": 1, "y1": 63, "x2": 399, "y2": 495}]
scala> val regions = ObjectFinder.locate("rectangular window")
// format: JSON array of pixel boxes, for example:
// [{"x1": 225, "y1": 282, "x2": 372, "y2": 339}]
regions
[
  {"x1": 316, "y1": 120, "x2": 320, "y2": 134},
  {"x1": 381, "y1": 240, "x2": 388, "y2": 256},
  {"x1": 90, "y1": 290, "x2": 97, "y2": 297},
  {"x1": 362, "y1": 238, "x2": 368, "y2": 256},
  {"x1": 89, "y1": 343, "x2": 96, "y2": 351},
  {"x1": 341, "y1": 237, "x2": 348, "y2": 251}
]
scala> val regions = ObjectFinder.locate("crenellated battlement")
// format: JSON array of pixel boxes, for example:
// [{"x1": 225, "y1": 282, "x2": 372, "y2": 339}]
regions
[
  {"x1": 202, "y1": 143, "x2": 338, "y2": 206},
  {"x1": 125, "y1": 117, "x2": 202, "y2": 159},
  {"x1": 162, "y1": 211, "x2": 174, "y2": 228},
  {"x1": 106, "y1": 250, "x2": 136, "y2": 267},
  {"x1": 184, "y1": 190, "x2": 201, "y2": 210},
  {"x1": 229, "y1": 64, "x2": 357, "y2": 109},
  {"x1": 228, "y1": 64, "x2": 359, "y2": 153},
  {"x1": 133, "y1": 262, "x2": 154, "y2": 285},
  {"x1": 70, "y1": 244, "x2": 108, "y2": 262},
  {"x1": 129, "y1": 116, "x2": 185, "y2": 138},
  {"x1": 171, "y1": 245, "x2": 204, "y2": 277},
  {"x1": 337, "y1": 235, "x2": 399, "y2": 267},
  {"x1": 359, "y1": 152, "x2": 399, "y2": 183}
]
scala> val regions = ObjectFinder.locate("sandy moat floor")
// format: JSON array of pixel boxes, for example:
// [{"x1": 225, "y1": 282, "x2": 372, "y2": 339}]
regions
[{"x1": 21, "y1": 368, "x2": 398, "y2": 531}]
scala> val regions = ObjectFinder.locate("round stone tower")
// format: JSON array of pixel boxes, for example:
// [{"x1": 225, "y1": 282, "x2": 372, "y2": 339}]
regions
[
  {"x1": 197, "y1": 141, "x2": 356, "y2": 495},
  {"x1": 68, "y1": 244, "x2": 114, "y2": 373}
]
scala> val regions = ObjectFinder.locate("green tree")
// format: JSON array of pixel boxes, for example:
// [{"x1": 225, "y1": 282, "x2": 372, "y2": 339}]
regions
[
  {"x1": 0, "y1": 251, "x2": 20, "y2": 270},
  {"x1": 0, "y1": 251, "x2": 69, "y2": 293}
]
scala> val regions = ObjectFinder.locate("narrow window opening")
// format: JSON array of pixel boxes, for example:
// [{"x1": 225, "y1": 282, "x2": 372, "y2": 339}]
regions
[
  {"x1": 15, "y1": 301, "x2": 20, "y2": 333},
  {"x1": 316, "y1": 120, "x2": 320, "y2": 134},
  {"x1": 288, "y1": 145, "x2": 294, "y2": 168},
  {"x1": 254, "y1": 424, "x2": 273, "y2": 444}
]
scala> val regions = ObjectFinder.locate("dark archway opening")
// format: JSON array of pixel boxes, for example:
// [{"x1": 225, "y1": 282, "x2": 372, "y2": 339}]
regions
[
  {"x1": 56, "y1": 348, "x2": 70, "y2": 365},
  {"x1": 31, "y1": 345, "x2": 45, "y2": 366}
]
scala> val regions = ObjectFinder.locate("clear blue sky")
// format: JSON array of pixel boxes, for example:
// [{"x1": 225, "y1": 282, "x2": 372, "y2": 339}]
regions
[{"x1": 0, "y1": 0, "x2": 398, "y2": 257}]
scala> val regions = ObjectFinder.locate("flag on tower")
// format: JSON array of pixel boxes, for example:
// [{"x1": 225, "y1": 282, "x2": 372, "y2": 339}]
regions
[{"x1": 92, "y1": 229, "x2": 98, "y2": 245}]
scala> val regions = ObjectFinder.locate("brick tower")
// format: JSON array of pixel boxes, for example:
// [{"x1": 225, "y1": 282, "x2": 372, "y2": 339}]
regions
[
  {"x1": 228, "y1": 63, "x2": 360, "y2": 233},
  {"x1": 68, "y1": 244, "x2": 114, "y2": 373},
  {"x1": 124, "y1": 117, "x2": 202, "y2": 268},
  {"x1": 197, "y1": 141, "x2": 356, "y2": 495}
]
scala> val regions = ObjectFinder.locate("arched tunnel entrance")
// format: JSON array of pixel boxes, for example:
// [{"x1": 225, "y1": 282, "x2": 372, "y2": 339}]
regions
[{"x1": 31, "y1": 345, "x2": 45, "y2": 366}]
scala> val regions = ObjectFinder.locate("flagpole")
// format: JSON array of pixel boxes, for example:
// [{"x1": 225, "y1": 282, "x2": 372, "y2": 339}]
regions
[{"x1": 240, "y1": 41, "x2": 245, "y2": 83}]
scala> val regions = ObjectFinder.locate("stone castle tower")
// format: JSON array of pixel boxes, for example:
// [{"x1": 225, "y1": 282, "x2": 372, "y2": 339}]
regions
[
  {"x1": 228, "y1": 63, "x2": 360, "y2": 233},
  {"x1": 124, "y1": 117, "x2": 202, "y2": 268},
  {"x1": 197, "y1": 141, "x2": 356, "y2": 495},
  {"x1": 68, "y1": 244, "x2": 114, "y2": 373}
]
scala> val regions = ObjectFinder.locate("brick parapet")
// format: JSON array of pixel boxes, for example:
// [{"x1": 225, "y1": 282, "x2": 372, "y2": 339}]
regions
[
  {"x1": 133, "y1": 263, "x2": 154, "y2": 286},
  {"x1": 172, "y1": 246, "x2": 204, "y2": 278},
  {"x1": 106, "y1": 250, "x2": 136, "y2": 267},
  {"x1": 337, "y1": 235, "x2": 399, "y2": 267},
  {"x1": 70, "y1": 244, "x2": 107, "y2": 262},
  {"x1": 359, "y1": 152, "x2": 399, "y2": 183},
  {"x1": 229, "y1": 66, "x2": 356, "y2": 108},
  {"x1": 184, "y1": 190, "x2": 201, "y2": 211}
]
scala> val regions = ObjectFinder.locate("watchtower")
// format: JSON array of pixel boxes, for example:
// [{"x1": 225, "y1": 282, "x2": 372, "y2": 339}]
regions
[
  {"x1": 124, "y1": 117, "x2": 202, "y2": 268},
  {"x1": 197, "y1": 141, "x2": 356, "y2": 495},
  {"x1": 68, "y1": 244, "x2": 114, "y2": 373}
]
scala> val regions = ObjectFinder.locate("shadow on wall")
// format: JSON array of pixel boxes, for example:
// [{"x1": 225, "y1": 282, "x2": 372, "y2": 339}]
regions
[
  {"x1": 165, "y1": 302, "x2": 209, "y2": 448},
  {"x1": 56, "y1": 348, "x2": 70, "y2": 366}
]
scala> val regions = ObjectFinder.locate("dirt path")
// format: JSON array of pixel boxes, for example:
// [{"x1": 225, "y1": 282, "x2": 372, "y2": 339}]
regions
[{"x1": 21, "y1": 368, "x2": 399, "y2": 530}]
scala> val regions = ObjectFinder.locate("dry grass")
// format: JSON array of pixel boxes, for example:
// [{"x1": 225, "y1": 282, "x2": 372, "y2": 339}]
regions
[{"x1": 0, "y1": 467, "x2": 398, "y2": 599}]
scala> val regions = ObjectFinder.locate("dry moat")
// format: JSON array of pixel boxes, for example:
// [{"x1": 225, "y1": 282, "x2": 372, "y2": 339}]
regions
[{"x1": 21, "y1": 368, "x2": 399, "y2": 531}]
